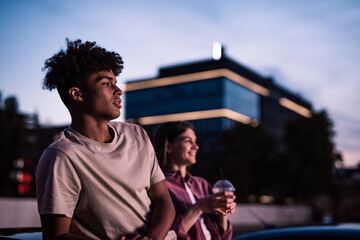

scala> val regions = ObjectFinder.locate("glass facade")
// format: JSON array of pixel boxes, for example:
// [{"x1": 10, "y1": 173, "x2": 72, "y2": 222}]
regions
[
  {"x1": 125, "y1": 77, "x2": 260, "y2": 130},
  {"x1": 223, "y1": 79, "x2": 259, "y2": 120},
  {"x1": 126, "y1": 78, "x2": 223, "y2": 119},
  {"x1": 125, "y1": 76, "x2": 261, "y2": 155}
]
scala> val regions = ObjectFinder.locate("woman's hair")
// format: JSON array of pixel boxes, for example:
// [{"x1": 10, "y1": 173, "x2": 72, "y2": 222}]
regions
[
  {"x1": 42, "y1": 38, "x2": 124, "y2": 108},
  {"x1": 154, "y1": 121, "x2": 195, "y2": 170}
]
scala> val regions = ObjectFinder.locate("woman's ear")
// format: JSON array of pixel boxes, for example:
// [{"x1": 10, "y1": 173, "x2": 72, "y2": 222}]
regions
[{"x1": 69, "y1": 87, "x2": 83, "y2": 101}]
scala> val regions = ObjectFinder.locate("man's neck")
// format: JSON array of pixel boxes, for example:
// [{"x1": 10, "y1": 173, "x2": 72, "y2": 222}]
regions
[{"x1": 71, "y1": 116, "x2": 113, "y2": 143}]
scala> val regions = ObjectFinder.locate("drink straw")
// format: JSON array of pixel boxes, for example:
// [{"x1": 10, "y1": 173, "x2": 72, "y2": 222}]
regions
[
  {"x1": 219, "y1": 168, "x2": 225, "y2": 192},
  {"x1": 219, "y1": 168, "x2": 225, "y2": 180}
]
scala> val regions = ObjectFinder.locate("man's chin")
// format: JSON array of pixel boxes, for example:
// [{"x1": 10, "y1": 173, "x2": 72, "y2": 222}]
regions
[{"x1": 109, "y1": 112, "x2": 121, "y2": 121}]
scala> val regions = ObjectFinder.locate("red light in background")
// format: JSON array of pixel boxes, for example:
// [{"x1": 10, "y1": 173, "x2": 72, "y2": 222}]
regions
[
  {"x1": 19, "y1": 172, "x2": 33, "y2": 183},
  {"x1": 18, "y1": 184, "x2": 31, "y2": 195}
]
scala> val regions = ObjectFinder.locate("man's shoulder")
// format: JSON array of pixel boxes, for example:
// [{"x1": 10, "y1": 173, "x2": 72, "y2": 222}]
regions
[
  {"x1": 44, "y1": 128, "x2": 82, "y2": 154},
  {"x1": 110, "y1": 121, "x2": 146, "y2": 135},
  {"x1": 110, "y1": 120, "x2": 136, "y2": 128}
]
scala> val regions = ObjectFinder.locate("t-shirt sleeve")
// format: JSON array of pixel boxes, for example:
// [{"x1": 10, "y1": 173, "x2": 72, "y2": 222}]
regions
[
  {"x1": 149, "y1": 148, "x2": 165, "y2": 185},
  {"x1": 36, "y1": 147, "x2": 81, "y2": 218},
  {"x1": 137, "y1": 126, "x2": 165, "y2": 186}
]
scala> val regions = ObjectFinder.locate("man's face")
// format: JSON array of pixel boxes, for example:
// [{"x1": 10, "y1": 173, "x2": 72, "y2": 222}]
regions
[{"x1": 80, "y1": 70, "x2": 123, "y2": 121}]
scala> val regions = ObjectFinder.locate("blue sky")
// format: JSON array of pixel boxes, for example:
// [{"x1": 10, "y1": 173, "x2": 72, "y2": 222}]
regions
[{"x1": 0, "y1": 0, "x2": 359, "y2": 167}]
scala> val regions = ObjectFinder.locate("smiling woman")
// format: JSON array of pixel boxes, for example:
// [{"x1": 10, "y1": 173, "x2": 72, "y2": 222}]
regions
[{"x1": 154, "y1": 121, "x2": 237, "y2": 239}]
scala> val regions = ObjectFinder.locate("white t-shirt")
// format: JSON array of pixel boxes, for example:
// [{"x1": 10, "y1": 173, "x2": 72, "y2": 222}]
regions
[{"x1": 36, "y1": 122, "x2": 165, "y2": 239}]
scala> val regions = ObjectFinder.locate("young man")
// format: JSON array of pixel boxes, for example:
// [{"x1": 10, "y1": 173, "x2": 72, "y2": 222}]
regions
[{"x1": 36, "y1": 39, "x2": 175, "y2": 240}]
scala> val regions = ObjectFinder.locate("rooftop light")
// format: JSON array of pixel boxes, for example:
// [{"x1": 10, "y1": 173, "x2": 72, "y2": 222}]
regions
[{"x1": 212, "y1": 41, "x2": 222, "y2": 60}]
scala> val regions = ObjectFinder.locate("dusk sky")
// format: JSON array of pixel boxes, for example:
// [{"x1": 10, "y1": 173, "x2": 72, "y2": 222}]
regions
[{"x1": 0, "y1": 0, "x2": 359, "y2": 167}]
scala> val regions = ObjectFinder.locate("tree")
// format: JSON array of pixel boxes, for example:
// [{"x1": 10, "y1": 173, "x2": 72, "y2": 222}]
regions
[
  {"x1": 194, "y1": 110, "x2": 341, "y2": 206},
  {"x1": 279, "y1": 110, "x2": 341, "y2": 202},
  {"x1": 0, "y1": 95, "x2": 24, "y2": 195},
  {"x1": 194, "y1": 123, "x2": 277, "y2": 202},
  {"x1": 4, "y1": 96, "x2": 19, "y2": 113}
]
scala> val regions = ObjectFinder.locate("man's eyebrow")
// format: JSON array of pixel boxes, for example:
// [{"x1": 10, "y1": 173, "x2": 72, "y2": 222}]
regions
[{"x1": 96, "y1": 76, "x2": 117, "y2": 84}]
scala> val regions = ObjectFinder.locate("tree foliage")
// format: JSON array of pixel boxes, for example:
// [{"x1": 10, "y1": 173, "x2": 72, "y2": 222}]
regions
[
  {"x1": 278, "y1": 110, "x2": 341, "y2": 201},
  {"x1": 0, "y1": 94, "x2": 24, "y2": 194},
  {"x1": 220, "y1": 124, "x2": 277, "y2": 202},
  {"x1": 193, "y1": 123, "x2": 277, "y2": 202},
  {"x1": 195, "y1": 110, "x2": 340, "y2": 205}
]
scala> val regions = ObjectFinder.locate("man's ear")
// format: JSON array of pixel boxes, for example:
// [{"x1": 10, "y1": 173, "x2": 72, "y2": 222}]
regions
[{"x1": 69, "y1": 87, "x2": 83, "y2": 101}]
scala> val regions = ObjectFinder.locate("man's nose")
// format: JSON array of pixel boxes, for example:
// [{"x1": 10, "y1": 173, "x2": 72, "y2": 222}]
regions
[{"x1": 114, "y1": 85, "x2": 123, "y2": 96}]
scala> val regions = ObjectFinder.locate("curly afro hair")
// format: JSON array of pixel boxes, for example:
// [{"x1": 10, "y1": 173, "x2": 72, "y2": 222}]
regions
[{"x1": 42, "y1": 38, "x2": 124, "y2": 107}]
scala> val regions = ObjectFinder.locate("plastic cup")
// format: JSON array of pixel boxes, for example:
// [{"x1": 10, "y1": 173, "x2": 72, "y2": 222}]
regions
[
  {"x1": 213, "y1": 180, "x2": 235, "y2": 213},
  {"x1": 213, "y1": 180, "x2": 235, "y2": 193}
]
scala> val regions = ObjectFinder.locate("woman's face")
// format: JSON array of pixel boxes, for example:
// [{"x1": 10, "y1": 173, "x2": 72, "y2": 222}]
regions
[{"x1": 167, "y1": 128, "x2": 199, "y2": 167}]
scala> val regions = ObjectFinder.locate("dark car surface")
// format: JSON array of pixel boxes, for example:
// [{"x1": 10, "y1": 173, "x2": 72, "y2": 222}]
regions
[
  {"x1": 233, "y1": 223, "x2": 360, "y2": 240},
  {"x1": 2, "y1": 224, "x2": 360, "y2": 240},
  {"x1": 0, "y1": 228, "x2": 41, "y2": 240}
]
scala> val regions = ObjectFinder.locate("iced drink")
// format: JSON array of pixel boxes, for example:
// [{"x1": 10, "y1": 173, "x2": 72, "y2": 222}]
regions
[{"x1": 213, "y1": 180, "x2": 235, "y2": 213}]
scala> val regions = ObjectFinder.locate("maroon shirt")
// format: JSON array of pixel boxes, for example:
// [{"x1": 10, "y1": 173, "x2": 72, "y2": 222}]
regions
[{"x1": 164, "y1": 170, "x2": 232, "y2": 240}]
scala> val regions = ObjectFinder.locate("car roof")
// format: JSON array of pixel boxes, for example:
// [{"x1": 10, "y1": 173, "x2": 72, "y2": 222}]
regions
[
  {"x1": 0, "y1": 228, "x2": 42, "y2": 240},
  {"x1": 234, "y1": 224, "x2": 360, "y2": 240}
]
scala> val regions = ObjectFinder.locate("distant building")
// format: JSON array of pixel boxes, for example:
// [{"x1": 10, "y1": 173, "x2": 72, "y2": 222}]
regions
[
  {"x1": 334, "y1": 167, "x2": 360, "y2": 221},
  {"x1": 0, "y1": 109, "x2": 67, "y2": 197},
  {"x1": 124, "y1": 47, "x2": 313, "y2": 153}
]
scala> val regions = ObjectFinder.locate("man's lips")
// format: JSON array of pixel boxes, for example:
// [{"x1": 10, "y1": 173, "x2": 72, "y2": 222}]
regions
[{"x1": 114, "y1": 99, "x2": 122, "y2": 108}]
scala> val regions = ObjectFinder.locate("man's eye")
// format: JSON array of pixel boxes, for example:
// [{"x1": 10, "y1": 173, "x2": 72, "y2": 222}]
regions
[{"x1": 103, "y1": 82, "x2": 110, "y2": 86}]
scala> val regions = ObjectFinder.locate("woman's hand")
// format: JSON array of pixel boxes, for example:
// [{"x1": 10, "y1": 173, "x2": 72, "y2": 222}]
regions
[
  {"x1": 216, "y1": 192, "x2": 236, "y2": 231},
  {"x1": 183, "y1": 191, "x2": 236, "y2": 232},
  {"x1": 195, "y1": 191, "x2": 236, "y2": 215},
  {"x1": 221, "y1": 191, "x2": 237, "y2": 215}
]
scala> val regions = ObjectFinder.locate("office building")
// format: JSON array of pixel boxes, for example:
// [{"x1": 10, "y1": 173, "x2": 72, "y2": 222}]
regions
[{"x1": 124, "y1": 46, "x2": 313, "y2": 153}]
